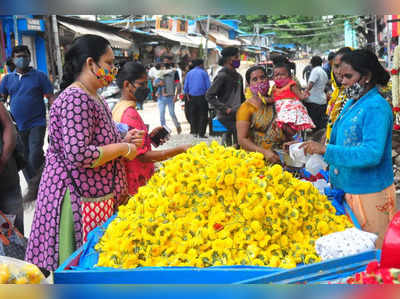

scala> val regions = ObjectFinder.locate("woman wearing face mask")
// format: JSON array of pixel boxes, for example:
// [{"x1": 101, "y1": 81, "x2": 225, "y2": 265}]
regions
[
  {"x1": 300, "y1": 49, "x2": 395, "y2": 248},
  {"x1": 236, "y1": 66, "x2": 294, "y2": 163},
  {"x1": 112, "y1": 62, "x2": 191, "y2": 195},
  {"x1": 325, "y1": 47, "x2": 353, "y2": 144},
  {"x1": 25, "y1": 35, "x2": 143, "y2": 272}
]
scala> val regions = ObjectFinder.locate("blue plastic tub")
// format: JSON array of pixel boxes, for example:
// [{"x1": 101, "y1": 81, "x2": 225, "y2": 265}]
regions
[
  {"x1": 212, "y1": 118, "x2": 228, "y2": 132},
  {"x1": 54, "y1": 191, "x2": 363, "y2": 284}
]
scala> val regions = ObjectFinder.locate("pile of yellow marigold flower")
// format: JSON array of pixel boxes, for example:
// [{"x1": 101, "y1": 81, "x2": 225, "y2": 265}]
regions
[{"x1": 95, "y1": 142, "x2": 353, "y2": 269}]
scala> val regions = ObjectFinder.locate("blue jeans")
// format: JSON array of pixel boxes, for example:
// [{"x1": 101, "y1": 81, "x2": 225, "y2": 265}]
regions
[
  {"x1": 158, "y1": 96, "x2": 180, "y2": 129},
  {"x1": 19, "y1": 125, "x2": 46, "y2": 181}
]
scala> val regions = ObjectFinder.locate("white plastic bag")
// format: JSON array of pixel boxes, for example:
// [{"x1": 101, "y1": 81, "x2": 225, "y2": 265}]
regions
[
  {"x1": 288, "y1": 143, "x2": 308, "y2": 167},
  {"x1": 0, "y1": 256, "x2": 45, "y2": 284},
  {"x1": 315, "y1": 228, "x2": 378, "y2": 261},
  {"x1": 313, "y1": 179, "x2": 331, "y2": 194},
  {"x1": 305, "y1": 154, "x2": 328, "y2": 175}
]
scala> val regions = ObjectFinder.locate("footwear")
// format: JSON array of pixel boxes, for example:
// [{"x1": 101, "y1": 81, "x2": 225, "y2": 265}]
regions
[{"x1": 177, "y1": 126, "x2": 182, "y2": 134}]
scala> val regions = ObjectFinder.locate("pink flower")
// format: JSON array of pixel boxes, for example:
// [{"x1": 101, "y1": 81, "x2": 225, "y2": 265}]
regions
[
  {"x1": 380, "y1": 268, "x2": 394, "y2": 284},
  {"x1": 363, "y1": 276, "x2": 379, "y2": 284},
  {"x1": 394, "y1": 124, "x2": 400, "y2": 131}
]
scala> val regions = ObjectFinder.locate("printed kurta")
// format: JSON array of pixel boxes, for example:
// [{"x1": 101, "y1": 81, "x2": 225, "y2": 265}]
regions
[{"x1": 25, "y1": 87, "x2": 128, "y2": 271}]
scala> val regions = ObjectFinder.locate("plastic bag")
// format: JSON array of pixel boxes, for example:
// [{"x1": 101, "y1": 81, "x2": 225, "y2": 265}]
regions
[
  {"x1": 288, "y1": 143, "x2": 308, "y2": 167},
  {"x1": 312, "y1": 179, "x2": 330, "y2": 194},
  {"x1": 305, "y1": 154, "x2": 328, "y2": 175},
  {"x1": 315, "y1": 228, "x2": 378, "y2": 261},
  {"x1": 0, "y1": 256, "x2": 45, "y2": 284}
]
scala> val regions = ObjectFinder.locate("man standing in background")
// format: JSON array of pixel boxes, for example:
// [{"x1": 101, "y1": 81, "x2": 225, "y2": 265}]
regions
[
  {"x1": 0, "y1": 45, "x2": 53, "y2": 182},
  {"x1": 304, "y1": 56, "x2": 329, "y2": 131},
  {"x1": 184, "y1": 59, "x2": 210, "y2": 138}
]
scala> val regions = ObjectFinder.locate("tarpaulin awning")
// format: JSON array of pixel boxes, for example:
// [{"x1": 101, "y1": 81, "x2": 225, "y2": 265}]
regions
[
  {"x1": 208, "y1": 32, "x2": 241, "y2": 47},
  {"x1": 153, "y1": 30, "x2": 216, "y2": 49},
  {"x1": 58, "y1": 21, "x2": 133, "y2": 49}
]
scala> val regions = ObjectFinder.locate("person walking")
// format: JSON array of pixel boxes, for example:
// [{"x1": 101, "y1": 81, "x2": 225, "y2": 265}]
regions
[
  {"x1": 154, "y1": 56, "x2": 182, "y2": 134},
  {"x1": 206, "y1": 47, "x2": 245, "y2": 146},
  {"x1": 304, "y1": 56, "x2": 329, "y2": 131},
  {"x1": 183, "y1": 59, "x2": 210, "y2": 138},
  {"x1": 0, "y1": 45, "x2": 54, "y2": 181}
]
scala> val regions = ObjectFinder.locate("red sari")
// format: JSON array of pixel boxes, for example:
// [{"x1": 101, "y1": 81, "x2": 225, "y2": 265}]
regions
[{"x1": 112, "y1": 100, "x2": 155, "y2": 195}]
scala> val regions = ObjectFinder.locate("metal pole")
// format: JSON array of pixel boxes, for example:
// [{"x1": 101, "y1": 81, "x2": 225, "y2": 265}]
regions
[
  {"x1": 204, "y1": 15, "x2": 210, "y2": 68},
  {"x1": 374, "y1": 15, "x2": 379, "y2": 55},
  {"x1": 387, "y1": 18, "x2": 391, "y2": 68},
  {"x1": 52, "y1": 15, "x2": 63, "y2": 85},
  {"x1": 13, "y1": 15, "x2": 19, "y2": 46}
]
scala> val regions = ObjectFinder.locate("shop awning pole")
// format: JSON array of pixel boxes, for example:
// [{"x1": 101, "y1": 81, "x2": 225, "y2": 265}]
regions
[
  {"x1": 204, "y1": 15, "x2": 210, "y2": 68},
  {"x1": 52, "y1": 15, "x2": 63, "y2": 84}
]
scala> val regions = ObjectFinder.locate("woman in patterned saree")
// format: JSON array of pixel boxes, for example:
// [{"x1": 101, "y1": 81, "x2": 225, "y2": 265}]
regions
[
  {"x1": 236, "y1": 65, "x2": 294, "y2": 163},
  {"x1": 25, "y1": 34, "x2": 142, "y2": 271}
]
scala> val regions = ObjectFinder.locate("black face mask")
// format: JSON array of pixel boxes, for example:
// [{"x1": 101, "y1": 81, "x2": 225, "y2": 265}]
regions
[{"x1": 134, "y1": 86, "x2": 150, "y2": 103}]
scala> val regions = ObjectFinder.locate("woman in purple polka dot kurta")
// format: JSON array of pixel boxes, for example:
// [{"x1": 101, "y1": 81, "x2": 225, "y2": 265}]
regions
[{"x1": 25, "y1": 35, "x2": 141, "y2": 271}]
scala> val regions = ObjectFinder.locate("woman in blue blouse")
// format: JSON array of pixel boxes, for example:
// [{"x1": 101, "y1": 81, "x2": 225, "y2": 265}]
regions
[{"x1": 301, "y1": 49, "x2": 395, "y2": 248}]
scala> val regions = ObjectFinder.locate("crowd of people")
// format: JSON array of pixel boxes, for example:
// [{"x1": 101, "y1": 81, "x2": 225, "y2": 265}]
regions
[{"x1": 0, "y1": 33, "x2": 396, "y2": 274}]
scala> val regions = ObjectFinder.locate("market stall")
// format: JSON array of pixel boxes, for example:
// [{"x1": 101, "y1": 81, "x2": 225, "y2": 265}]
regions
[{"x1": 53, "y1": 141, "x2": 378, "y2": 284}]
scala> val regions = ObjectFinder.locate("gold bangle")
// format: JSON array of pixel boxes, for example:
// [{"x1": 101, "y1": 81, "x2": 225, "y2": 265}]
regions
[{"x1": 124, "y1": 143, "x2": 131, "y2": 158}]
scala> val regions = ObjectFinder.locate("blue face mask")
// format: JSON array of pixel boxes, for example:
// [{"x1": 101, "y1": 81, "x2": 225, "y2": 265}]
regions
[{"x1": 13, "y1": 56, "x2": 30, "y2": 70}]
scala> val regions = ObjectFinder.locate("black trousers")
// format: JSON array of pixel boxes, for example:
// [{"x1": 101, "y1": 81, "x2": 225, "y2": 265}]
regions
[
  {"x1": 184, "y1": 97, "x2": 193, "y2": 133},
  {"x1": 19, "y1": 125, "x2": 46, "y2": 181},
  {"x1": 304, "y1": 102, "x2": 327, "y2": 131},
  {"x1": 188, "y1": 95, "x2": 209, "y2": 137}
]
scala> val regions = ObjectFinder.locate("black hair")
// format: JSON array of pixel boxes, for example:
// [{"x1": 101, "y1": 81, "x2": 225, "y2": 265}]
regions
[
  {"x1": 340, "y1": 49, "x2": 390, "y2": 86},
  {"x1": 6, "y1": 57, "x2": 15, "y2": 72},
  {"x1": 116, "y1": 61, "x2": 147, "y2": 89},
  {"x1": 327, "y1": 52, "x2": 336, "y2": 61},
  {"x1": 271, "y1": 55, "x2": 289, "y2": 65},
  {"x1": 191, "y1": 59, "x2": 204, "y2": 67},
  {"x1": 334, "y1": 47, "x2": 353, "y2": 60},
  {"x1": 11, "y1": 45, "x2": 30, "y2": 57},
  {"x1": 60, "y1": 34, "x2": 110, "y2": 91},
  {"x1": 273, "y1": 62, "x2": 292, "y2": 77},
  {"x1": 311, "y1": 56, "x2": 323, "y2": 67},
  {"x1": 245, "y1": 65, "x2": 267, "y2": 84},
  {"x1": 155, "y1": 63, "x2": 161, "y2": 70},
  {"x1": 218, "y1": 46, "x2": 239, "y2": 66}
]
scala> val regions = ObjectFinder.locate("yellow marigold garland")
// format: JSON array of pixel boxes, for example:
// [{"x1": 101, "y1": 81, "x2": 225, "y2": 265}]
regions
[{"x1": 95, "y1": 142, "x2": 353, "y2": 269}]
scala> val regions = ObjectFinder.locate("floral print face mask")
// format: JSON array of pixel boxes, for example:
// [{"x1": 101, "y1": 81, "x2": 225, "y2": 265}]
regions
[{"x1": 93, "y1": 63, "x2": 118, "y2": 87}]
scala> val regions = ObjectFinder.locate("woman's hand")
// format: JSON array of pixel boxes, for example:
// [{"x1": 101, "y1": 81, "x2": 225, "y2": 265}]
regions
[
  {"x1": 299, "y1": 140, "x2": 326, "y2": 155},
  {"x1": 123, "y1": 129, "x2": 145, "y2": 148},
  {"x1": 262, "y1": 149, "x2": 281, "y2": 164},
  {"x1": 282, "y1": 140, "x2": 300, "y2": 152},
  {"x1": 124, "y1": 143, "x2": 137, "y2": 160},
  {"x1": 178, "y1": 144, "x2": 192, "y2": 152}
]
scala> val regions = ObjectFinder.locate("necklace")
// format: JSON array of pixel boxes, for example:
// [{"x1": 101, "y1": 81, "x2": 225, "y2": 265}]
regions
[{"x1": 74, "y1": 81, "x2": 102, "y2": 102}]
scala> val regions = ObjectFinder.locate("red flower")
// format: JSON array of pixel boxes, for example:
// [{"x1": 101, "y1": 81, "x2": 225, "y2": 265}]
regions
[
  {"x1": 355, "y1": 273, "x2": 362, "y2": 281},
  {"x1": 259, "y1": 175, "x2": 265, "y2": 179},
  {"x1": 394, "y1": 124, "x2": 400, "y2": 131},
  {"x1": 391, "y1": 69, "x2": 399, "y2": 75},
  {"x1": 393, "y1": 107, "x2": 400, "y2": 112},
  {"x1": 363, "y1": 276, "x2": 379, "y2": 284},
  {"x1": 346, "y1": 277, "x2": 355, "y2": 284},
  {"x1": 366, "y1": 261, "x2": 380, "y2": 274},
  {"x1": 380, "y1": 268, "x2": 394, "y2": 284},
  {"x1": 213, "y1": 223, "x2": 224, "y2": 231}
]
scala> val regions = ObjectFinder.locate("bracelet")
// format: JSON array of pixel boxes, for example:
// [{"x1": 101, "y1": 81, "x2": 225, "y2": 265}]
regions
[{"x1": 124, "y1": 143, "x2": 131, "y2": 158}]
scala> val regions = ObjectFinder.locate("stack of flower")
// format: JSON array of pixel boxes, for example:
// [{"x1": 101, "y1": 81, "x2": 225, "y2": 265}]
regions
[
  {"x1": 347, "y1": 261, "x2": 400, "y2": 284},
  {"x1": 0, "y1": 262, "x2": 44, "y2": 284},
  {"x1": 95, "y1": 142, "x2": 353, "y2": 269},
  {"x1": 392, "y1": 45, "x2": 400, "y2": 130}
]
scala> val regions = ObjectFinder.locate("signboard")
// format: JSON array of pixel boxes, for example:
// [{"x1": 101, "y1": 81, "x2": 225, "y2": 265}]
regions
[{"x1": 27, "y1": 18, "x2": 42, "y2": 31}]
